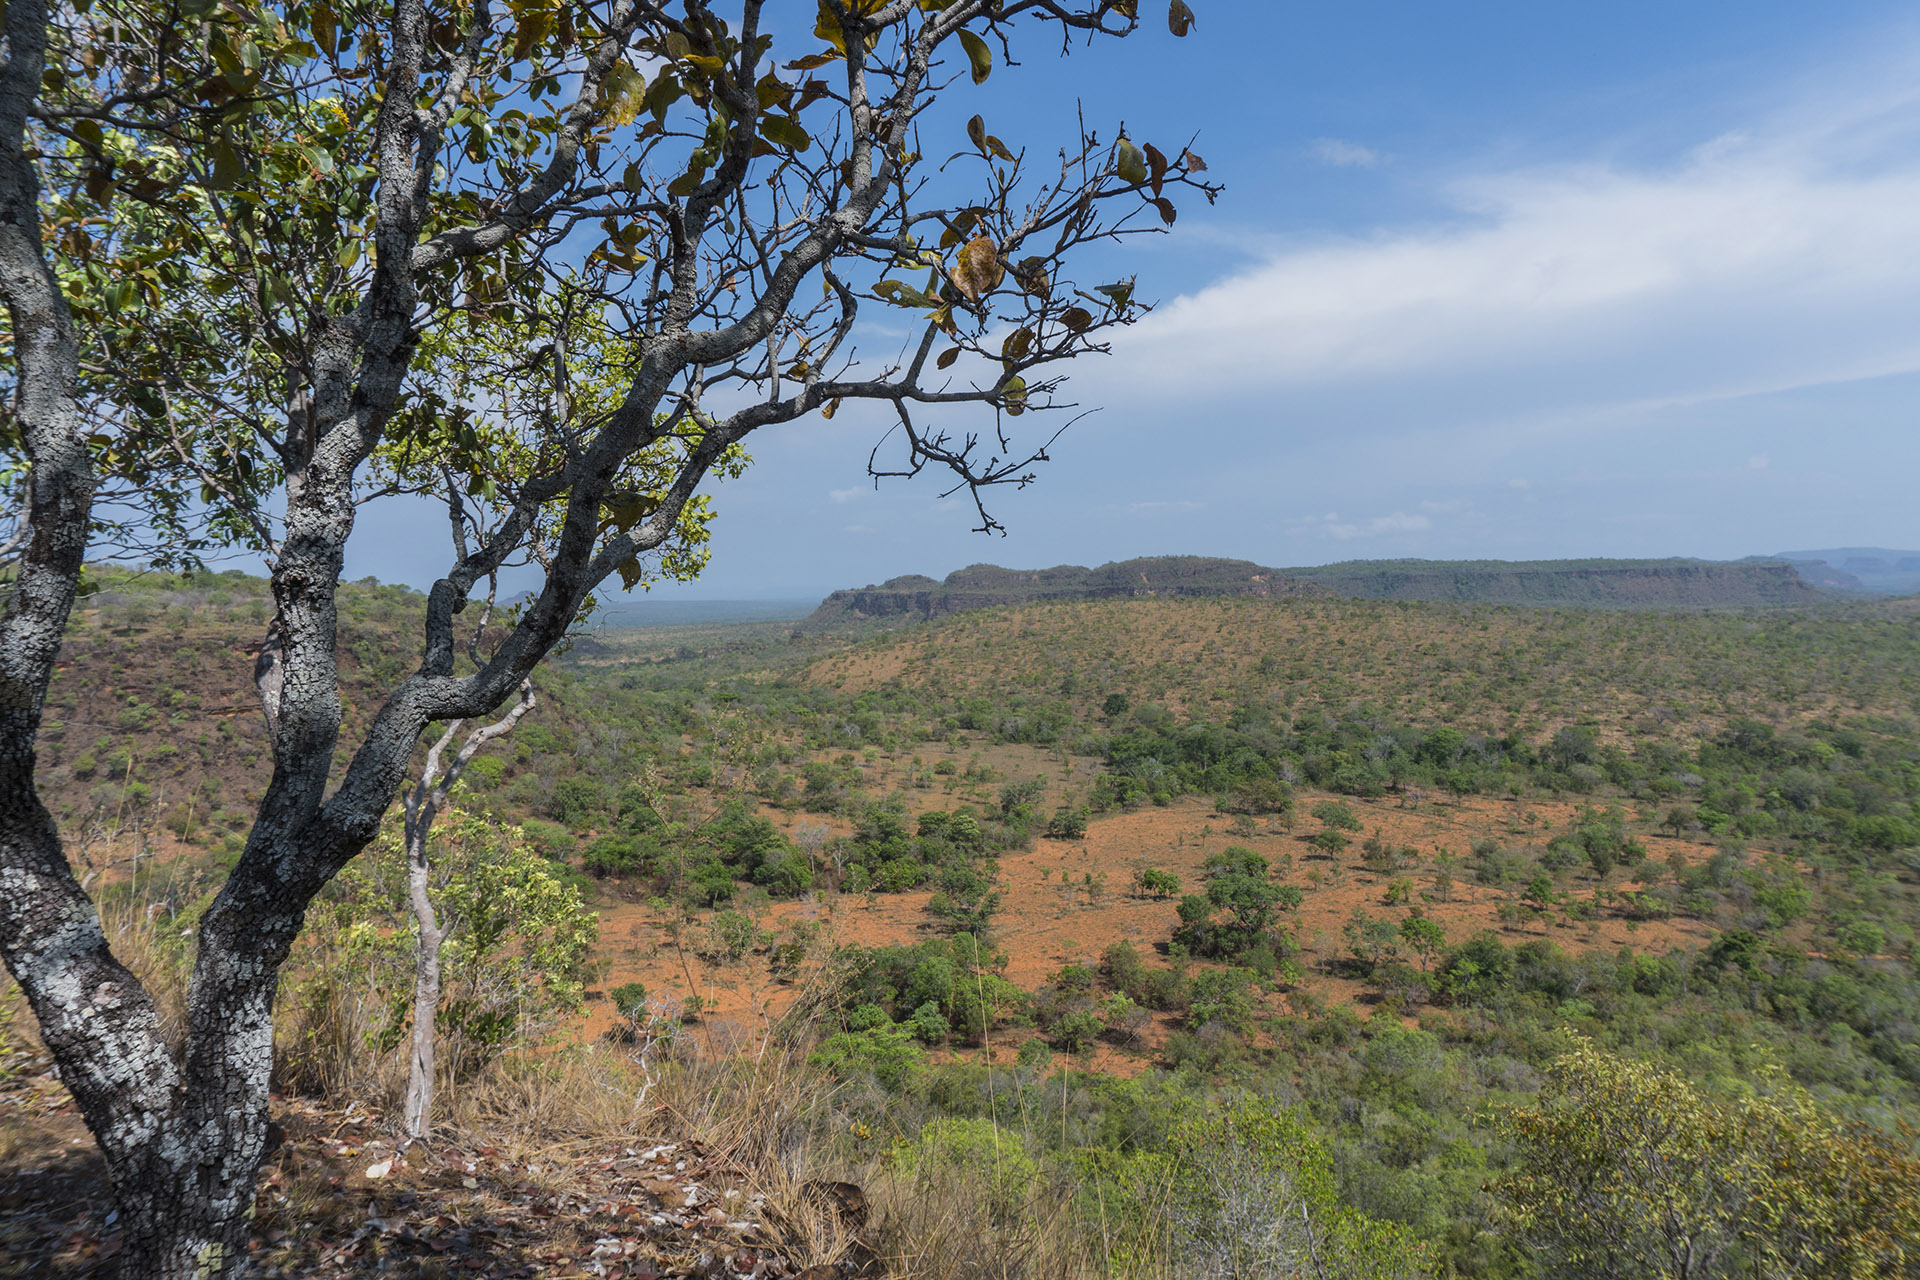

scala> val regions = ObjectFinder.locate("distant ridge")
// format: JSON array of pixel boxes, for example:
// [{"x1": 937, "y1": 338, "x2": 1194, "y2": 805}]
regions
[
  {"x1": 810, "y1": 556, "x2": 1325, "y2": 622},
  {"x1": 808, "y1": 554, "x2": 1835, "y2": 622},
  {"x1": 1284, "y1": 557, "x2": 1826, "y2": 607},
  {"x1": 1769, "y1": 548, "x2": 1920, "y2": 596}
]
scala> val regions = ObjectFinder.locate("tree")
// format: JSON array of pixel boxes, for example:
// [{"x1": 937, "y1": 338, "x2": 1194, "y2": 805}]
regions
[
  {"x1": 1397, "y1": 913, "x2": 1446, "y2": 971},
  {"x1": 1312, "y1": 799, "x2": 1365, "y2": 833},
  {"x1": 1494, "y1": 1038, "x2": 1920, "y2": 1279},
  {"x1": 0, "y1": 2, "x2": 1219, "y2": 1274},
  {"x1": 397, "y1": 668, "x2": 535, "y2": 1140},
  {"x1": 308, "y1": 802, "x2": 598, "y2": 1093}
]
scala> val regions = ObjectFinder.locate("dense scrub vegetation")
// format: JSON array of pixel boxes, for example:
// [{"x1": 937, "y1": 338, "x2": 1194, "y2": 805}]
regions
[{"x1": 8, "y1": 570, "x2": 1920, "y2": 1277}]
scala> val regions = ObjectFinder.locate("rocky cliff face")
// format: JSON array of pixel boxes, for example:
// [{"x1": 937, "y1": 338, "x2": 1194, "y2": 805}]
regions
[
  {"x1": 811, "y1": 557, "x2": 1326, "y2": 622},
  {"x1": 808, "y1": 556, "x2": 1841, "y2": 624}
]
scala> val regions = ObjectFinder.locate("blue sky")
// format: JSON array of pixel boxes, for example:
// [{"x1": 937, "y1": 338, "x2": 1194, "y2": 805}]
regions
[{"x1": 348, "y1": 1, "x2": 1920, "y2": 598}]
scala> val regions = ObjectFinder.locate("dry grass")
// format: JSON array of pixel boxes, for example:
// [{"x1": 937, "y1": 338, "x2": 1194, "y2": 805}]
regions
[
  {"x1": 866, "y1": 1161, "x2": 1113, "y2": 1280},
  {"x1": 2, "y1": 872, "x2": 1163, "y2": 1279}
]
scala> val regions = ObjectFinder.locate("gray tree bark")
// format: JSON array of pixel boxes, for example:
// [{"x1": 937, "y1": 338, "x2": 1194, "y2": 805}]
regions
[{"x1": 400, "y1": 679, "x2": 535, "y2": 1140}]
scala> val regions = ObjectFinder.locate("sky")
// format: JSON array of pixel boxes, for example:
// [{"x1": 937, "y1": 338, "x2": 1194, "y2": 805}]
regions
[{"x1": 346, "y1": 1, "x2": 1920, "y2": 599}]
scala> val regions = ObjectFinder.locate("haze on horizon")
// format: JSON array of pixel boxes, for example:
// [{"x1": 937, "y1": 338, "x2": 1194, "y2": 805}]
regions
[{"x1": 343, "y1": 0, "x2": 1920, "y2": 600}]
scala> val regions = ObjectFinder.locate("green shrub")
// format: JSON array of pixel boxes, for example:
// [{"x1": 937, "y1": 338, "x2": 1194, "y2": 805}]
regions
[
  {"x1": 581, "y1": 834, "x2": 641, "y2": 878},
  {"x1": 519, "y1": 818, "x2": 577, "y2": 859},
  {"x1": 463, "y1": 755, "x2": 508, "y2": 790},
  {"x1": 547, "y1": 775, "x2": 607, "y2": 827},
  {"x1": 1045, "y1": 806, "x2": 1088, "y2": 839}
]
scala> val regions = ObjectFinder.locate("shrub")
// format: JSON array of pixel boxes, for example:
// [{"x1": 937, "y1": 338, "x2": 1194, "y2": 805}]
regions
[
  {"x1": 1137, "y1": 867, "x2": 1180, "y2": 898},
  {"x1": 876, "y1": 857, "x2": 926, "y2": 892},
  {"x1": 547, "y1": 775, "x2": 607, "y2": 827},
  {"x1": 463, "y1": 754, "x2": 508, "y2": 790},
  {"x1": 696, "y1": 910, "x2": 763, "y2": 964},
  {"x1": 1052, "y1": 1008, "x2": 1103, "y2": 1054},
  {"x1": 581, "y1": 834, "x2": 642, "y2": 878},
  {"x1": 1045, "y1": 806, "x2": 1088, "y2": 839},
  {"x1": 519, "y1": 818, "x2": 577, "y2": 860},
  {"x1": 1311, "y1": 800, "x2": 1363, "y2": 832},
  {"x1": 810, "y1": 1024, "x2": 923, "y2": 1089},
  {"x1": 1494, "y1": 1039, "x2": 1920, "y2": 1280},
  {"x1": 1163, "y1": 1100, "x2": 1427, "y2": 1278}
]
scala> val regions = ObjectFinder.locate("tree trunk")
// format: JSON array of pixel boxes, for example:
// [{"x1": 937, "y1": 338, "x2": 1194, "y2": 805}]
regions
[
  {"x1": 116, "y1": 883, "x2": 300, "y2": 1277},
  {"x1": 403, "y1": 826, "x2": 447, "y2": 1140}
]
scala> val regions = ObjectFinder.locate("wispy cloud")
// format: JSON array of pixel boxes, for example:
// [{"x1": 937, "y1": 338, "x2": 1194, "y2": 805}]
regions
[
  {"x1": 829, "y1": 486, "x2": 867, "y2": 504},
  {"x1": 1292, "y1": 510, "x2": 1433, "y2": 540},
  {"x1": 1121, "y1": 60, "x2": 1920, "y2": 427},
  {"x1": 1129, "y1": 499, "x2": 1207, "y2": 514},
  {"x1": 1309, "y1": 138, "x2": 1383, "y2": 168}
]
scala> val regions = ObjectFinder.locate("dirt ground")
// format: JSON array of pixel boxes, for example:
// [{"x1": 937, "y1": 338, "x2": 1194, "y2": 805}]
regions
[{"x1": 578, "y1": 786, "x2": 1727, "y2": 1065}]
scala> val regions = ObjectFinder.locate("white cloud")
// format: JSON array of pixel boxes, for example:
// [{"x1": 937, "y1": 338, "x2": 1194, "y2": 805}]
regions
[
  {"x1": 1310, "y1": 138, "x2": 1382, "y2": 169},
  {"x1": 1120, "y1": 60, "x2": 1920, "y2": 426},
  {"x1": 829, "y1": 486, "x2": 867, "y2": 504},
  {"x1": 1292, "y1": 510, "x2": 1433, "y2": 540}
]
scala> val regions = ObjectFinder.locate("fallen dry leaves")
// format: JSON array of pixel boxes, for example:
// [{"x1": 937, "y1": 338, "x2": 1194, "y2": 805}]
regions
[{"x1": 0, "y1": 1079, "x2": 873, "y2": 1279}]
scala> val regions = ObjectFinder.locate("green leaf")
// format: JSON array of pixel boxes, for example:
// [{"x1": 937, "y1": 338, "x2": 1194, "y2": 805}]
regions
[
  {"x1": 957, "y1": 29, "x2": 992, "y2": 84},
  {"x1": 314, "y1": 1, "x2": 339, "y2": 56},
  {"x1": 513, "y1": 12, "x2": 554, "y2": 61},
  {"x1": 1095, "y1": 281, "x2": 1135, "y2": 308},
  {"x1": 209, "y1": 140, "x2": 247, "y2": 190},
  {"x1": 1115, "y1": 138, "x2": 1147, "y2": 186},
  {"x1": 601, "y1": 63, "x2": 645, "y2": 128},
  {"x1": 874, "y1": 279, "x2": 940, "y2": 309},
  {"x1": 760, "y1": 113, "x2": 812, "y2": 152},
  {"x1": 756, "y1": 74, "x2": 794, "y2": 110}
]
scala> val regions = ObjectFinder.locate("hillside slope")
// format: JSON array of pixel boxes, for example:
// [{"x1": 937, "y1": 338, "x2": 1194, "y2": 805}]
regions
[{"x1": 806, "y1": 593, "x2": 1920, "y2": 747}]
